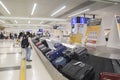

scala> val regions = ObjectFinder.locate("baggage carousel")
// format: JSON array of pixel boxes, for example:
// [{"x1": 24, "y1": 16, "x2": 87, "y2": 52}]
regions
[{"x1": 31, "y1": 38, "x2": 120, "y2": 80}]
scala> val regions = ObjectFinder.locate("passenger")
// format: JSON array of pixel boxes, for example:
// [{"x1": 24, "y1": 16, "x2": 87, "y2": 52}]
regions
[{"x1": 21, "y1": 33, "x2": 32, "y2": 62}]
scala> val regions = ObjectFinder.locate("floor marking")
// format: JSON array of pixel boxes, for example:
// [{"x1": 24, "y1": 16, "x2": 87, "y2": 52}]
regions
[
  {"x1": 20, "y1": 59, "x2": 26, "y2": 80},
  {"x1": 0, "y1": 65, "x2": 31, "y2": 72},
  {"x1": 0, "y1": 52, "x2": 22, "y2": 55}
]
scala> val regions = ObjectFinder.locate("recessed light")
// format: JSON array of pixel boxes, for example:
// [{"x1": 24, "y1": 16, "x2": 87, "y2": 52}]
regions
[{"x1": 31, "y1": 3, "x2": 37, "y2": 15}]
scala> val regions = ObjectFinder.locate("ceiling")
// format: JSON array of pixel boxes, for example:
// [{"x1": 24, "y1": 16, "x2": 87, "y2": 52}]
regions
[{"x1": 0, "y1": 0, "x2": 119, "y2": 27}]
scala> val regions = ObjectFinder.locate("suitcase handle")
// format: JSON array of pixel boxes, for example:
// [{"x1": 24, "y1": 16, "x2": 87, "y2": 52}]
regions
[{"x1": 73, "y1": 62, "x2": 82, "y2": 66}]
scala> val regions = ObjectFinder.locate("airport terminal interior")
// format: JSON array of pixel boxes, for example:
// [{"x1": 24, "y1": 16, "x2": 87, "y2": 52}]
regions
[{"x1": 0, "y1": 0, "x2": 120, "y2": 80}]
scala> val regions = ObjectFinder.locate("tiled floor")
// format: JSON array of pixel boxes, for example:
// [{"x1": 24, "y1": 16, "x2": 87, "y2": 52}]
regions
[{"x1": 0, "y1": 40, "x2": 52, "y2": 80}]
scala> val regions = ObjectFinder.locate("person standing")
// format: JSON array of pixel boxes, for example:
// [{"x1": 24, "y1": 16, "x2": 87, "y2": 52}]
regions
[{"x1": 21, "y1": 34, "x2": 32, "y2": 62}]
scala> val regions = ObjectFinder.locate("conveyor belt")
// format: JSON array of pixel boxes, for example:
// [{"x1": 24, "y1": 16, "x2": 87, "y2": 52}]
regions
[{"x1": 80, "y1": 54, "x2": 114, "y2": 80}]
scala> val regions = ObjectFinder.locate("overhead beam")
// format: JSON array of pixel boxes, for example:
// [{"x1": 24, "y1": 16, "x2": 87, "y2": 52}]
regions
[
  {"x1": 3, "y1": 24, "x2": 49, "y2": 27},
  {"x1": 0, "y1": 16, "x2": 67, "y2": 21}
]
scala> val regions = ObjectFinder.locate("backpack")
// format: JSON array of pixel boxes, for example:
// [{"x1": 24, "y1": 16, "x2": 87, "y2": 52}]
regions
[{"x1": 21, "y1": 38, "x2": 29, "y2": 48}]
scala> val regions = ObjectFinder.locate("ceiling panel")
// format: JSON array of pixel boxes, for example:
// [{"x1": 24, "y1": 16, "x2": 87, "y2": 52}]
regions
[{"x1": 0, "y1": 0, "x2": 119, "y2": 27}]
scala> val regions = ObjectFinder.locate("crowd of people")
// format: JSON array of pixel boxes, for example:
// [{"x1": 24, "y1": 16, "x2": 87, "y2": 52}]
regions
[
  {"x1": 0, "y1": 31, "x2": 36, "y2": 40},
  {"x1": 0, "y1": 32, "x2": 18, "y2": 39}
]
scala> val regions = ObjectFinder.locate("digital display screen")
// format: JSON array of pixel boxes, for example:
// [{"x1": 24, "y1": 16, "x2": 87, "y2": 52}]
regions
[
  {"x1": 71, "y1": 17, "x2": 77, "y2": 25},
  {"x1": 71, "y1": 17, "x2": 90, "y2": 25},
  {"x1": 80, "y1": 17, "x2": 90, "y2": 24}
]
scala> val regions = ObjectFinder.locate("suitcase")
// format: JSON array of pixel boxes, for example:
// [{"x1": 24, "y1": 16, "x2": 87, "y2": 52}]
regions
[
  {"x1": 46, "y1": 50, "x2": 57, "y2": 61},
  {"x1": 112, "y1": 59, "x2": 120, "y2": 73},
  {"x1": 41, "y1": 47, "x2": 51, "y2": 54},
  {"x1": 61, "y1": 60, "x2": 95, "y2": 80},
  {"x1": 100, "y1": 72, "x2": 120, "y2": 80},
  {"x1": 41, "y1": 40, "x2": 48, "y2": 48},
  {"x1": 57, "y1": 46, "x2": 67, "y2": 52},
  {"x1": 52, "y1": 56, "x2": 67, "y2": 69},
  {"x1": 116, "y1": 60, "x2": 120, "y2": 66},
  {"x1": 46, "y1": 46, "x2": 67, "y2": 61},
  {"x1": 54, "y1": 43, "x2": 63, "y2": 48},
  {"x1": 38, "y1": 44, "x2": 46, "y2": 50},
  {"x1": 62, "y1": 49, "x2": 74, "y2": 62},
  {"x1": 36, "y1": 41, "x2": 41, "y2": 46},
  {"x1": 73, "y1": 47, "x2": 88, "y2": 60}
]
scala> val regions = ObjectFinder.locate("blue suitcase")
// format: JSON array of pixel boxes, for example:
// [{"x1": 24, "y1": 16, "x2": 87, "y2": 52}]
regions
[
  {"x1": 52, "y1": 57, "x2": 67, "y2": 69},
  {"x1": 46, "y1": 50, "x2": 57, "y2": 61},
  {"x1": 46, "y1": 46, "x2": 67, "y2": 61},
  {"x1": 54, "y1": 43, "x2": 63, "y2": 48}
]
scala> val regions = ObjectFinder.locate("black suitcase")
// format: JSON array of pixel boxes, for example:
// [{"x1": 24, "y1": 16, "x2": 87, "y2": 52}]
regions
[
  {"x1": 73, "y1": 47, "x2": 88, "y2": 60},
  {"x1": 61, "y1": 60, "x2": 94, "y2": 80},
  {"x1": 41, "y1": 47, "x2": 51, "y2": 54},
  {"x1": 62, "y1": 49, "x2": 74, "y2": 62},
  {"x1": 112, "y1": 59, "x2": 120, "y2": 73},
  {"x1": 41, "y1": 40, "x2": 48, "y2": 48}
]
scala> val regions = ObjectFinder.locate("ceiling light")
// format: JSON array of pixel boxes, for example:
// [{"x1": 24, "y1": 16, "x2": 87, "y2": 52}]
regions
[
  {"x1": 68, "y1": 9, "x2": 90, "y2": 17},
  {"x1": 0, "y1": 20, "x2": 5, "y2": 23},
  {"x1": 51, "y1": 6, "x2": 66, "y2": 16},
  {"x1": 28, "y1": 20, "x2": 31, "y2": 24},
  {"x1": 14, "y1": 20, "x2": 18, "y2": 24},
  {"x1": 31, "y1": 3, "x2": 37, "y2": 15},
  {"x1": 0, "y1": 1, "x2": 11, "y2": 15}
]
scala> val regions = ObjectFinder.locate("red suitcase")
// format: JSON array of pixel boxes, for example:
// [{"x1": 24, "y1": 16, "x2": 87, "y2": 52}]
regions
[
  {"x1": 36, "y1": 41, "x2": 41, "y2": 46},
  {"x1": 100, "y1": 72, "x2": 120, "y2": 80}
]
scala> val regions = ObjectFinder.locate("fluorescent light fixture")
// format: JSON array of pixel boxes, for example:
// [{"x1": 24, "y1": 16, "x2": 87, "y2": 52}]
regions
[
  {"x1": 0, "y1": 20, "x2": 5, "y2": 23},
  {"x1": 0, "y1": 1, "x2": 11, "y2": 15},
  {"x1": 31, "y1": 3, "x2": 37, "y2": 15},
  {"x1": 28, "y1": 20, "x2": 31, "y2": 24},
  {"x1": 51, "y1": 6, "x2": 66, "y2": 16},
  {"x1": 14, "y1": 20, "x2": 18, "y2": 24},
  {"x1": 68, "y1": 9, "x2": 90, "y2": 17}
]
